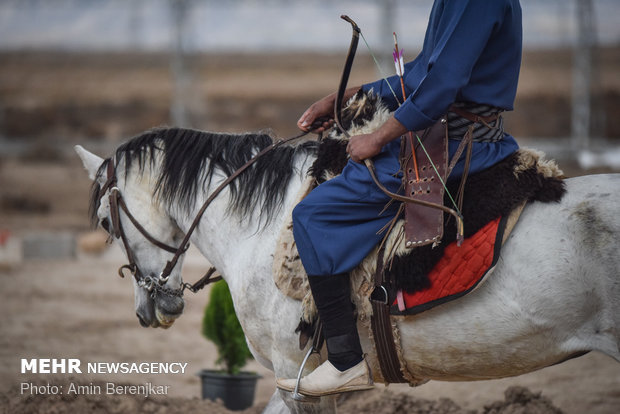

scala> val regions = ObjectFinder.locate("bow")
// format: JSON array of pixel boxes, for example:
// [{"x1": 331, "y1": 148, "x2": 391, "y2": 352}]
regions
[
  {"x1": 334, "y1": 15, "x2": 464, "y2": 244},
  {"x1": 333, "y1": 15, "x2": 360, "y2": 137}
]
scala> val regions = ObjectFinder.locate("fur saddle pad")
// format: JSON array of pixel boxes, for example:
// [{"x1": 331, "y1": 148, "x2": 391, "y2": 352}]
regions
[{"x1": 272, "y1": 91, "x2": 566, "y2": 324}]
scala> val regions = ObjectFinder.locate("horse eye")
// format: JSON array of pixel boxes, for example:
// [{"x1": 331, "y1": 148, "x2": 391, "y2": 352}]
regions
[{"x1": 101, "y1": 218, "x2": 111, "y2": 233}]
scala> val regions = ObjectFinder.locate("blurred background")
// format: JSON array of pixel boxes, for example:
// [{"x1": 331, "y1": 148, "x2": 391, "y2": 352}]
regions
[
  {"x1": 1, "y1": 0, "x2": 619, "y2": 233},
  {"x1": 0, "y1": 1, "x2": 619, "y2": 413}
]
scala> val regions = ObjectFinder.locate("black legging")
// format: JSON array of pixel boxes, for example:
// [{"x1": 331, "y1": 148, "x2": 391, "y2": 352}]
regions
[{"x1": 308, "y1": 274, "x2": 363, "y2": 371}]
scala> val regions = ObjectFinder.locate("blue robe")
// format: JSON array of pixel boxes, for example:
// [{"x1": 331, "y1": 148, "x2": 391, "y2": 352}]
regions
[{"x1": 293, "y1": 0, "x2": 522, "y2": 276}]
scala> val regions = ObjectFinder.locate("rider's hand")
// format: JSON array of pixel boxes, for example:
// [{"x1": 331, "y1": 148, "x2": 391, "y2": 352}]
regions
[
  {"x1": 346, "y1": 116, "x2": 409, "y2": 163},
  {"x1": 297, "y1": 95, "x2": 334, "y2": 132},
  {"x1": 346, "y1": 133, "x2": 383, "y2": 163},
  {"x1": 297, "y1": 86, "x2": 361, "y2": 133}
]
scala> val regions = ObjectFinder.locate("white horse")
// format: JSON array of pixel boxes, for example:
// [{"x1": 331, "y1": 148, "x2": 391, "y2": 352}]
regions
[{"x1": 75, "y1": 124, "x2": 620, "y2": 413}]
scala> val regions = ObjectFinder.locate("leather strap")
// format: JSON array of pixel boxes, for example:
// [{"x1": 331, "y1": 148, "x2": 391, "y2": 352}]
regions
[
  {"x1": 448, "y1": 105, "x2": 499, "y2": 127},
  {"x1": 159, "y1": 131, "x2": 309, "y2": 281},
  {"x1": 112, "y1": 191, "x2": 180, "y2": 254},
  {"x1": 100, "y1": 128, "x2": 311, "y2": 290},
  {"x1": 370, "y1": 246, "x2": 406, "y2": 383}
]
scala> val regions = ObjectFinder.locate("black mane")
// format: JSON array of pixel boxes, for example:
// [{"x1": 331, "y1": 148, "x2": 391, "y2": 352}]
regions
[{"x1": 90, "y1": 127, "x2": 317, "y2": 227}]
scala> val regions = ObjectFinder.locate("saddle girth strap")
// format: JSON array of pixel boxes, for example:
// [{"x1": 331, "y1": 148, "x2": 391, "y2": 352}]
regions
[{"x1": 370, "y1": 247, "x2": 407, "y2": 383}]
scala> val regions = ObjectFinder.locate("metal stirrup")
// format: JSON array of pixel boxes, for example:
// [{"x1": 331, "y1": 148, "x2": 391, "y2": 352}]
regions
[{"x1": 291, "y1": 346, "x2": 321, "y2": 402}]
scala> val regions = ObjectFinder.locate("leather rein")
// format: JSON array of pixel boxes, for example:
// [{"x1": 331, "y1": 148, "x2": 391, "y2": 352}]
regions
[{"x1": 99, "y1": 129, "x2": 313, "y2": 297}]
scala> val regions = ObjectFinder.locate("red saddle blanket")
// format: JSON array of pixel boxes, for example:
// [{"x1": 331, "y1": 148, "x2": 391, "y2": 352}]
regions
[{"x1": 390, "y1": 215, "x2": 506, "y2": 315}]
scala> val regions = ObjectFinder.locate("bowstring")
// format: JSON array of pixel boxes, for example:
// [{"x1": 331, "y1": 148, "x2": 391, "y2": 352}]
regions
[
  {"x1": 359, "y1": 30, "x2": 462, "y2": 215},
  {"x1": 414, "y1": 134, "x2": 460, "y2": 212},
  {"x1": 359, "y1": 32, "x2": 400, "y2": 105}
]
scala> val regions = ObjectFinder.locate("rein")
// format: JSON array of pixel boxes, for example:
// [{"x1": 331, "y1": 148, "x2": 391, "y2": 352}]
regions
[
  {"x1": 100, "y1": 129, "x2": 314, "y2": 297},
  {"x1": 157, "y1": 129, "x2": 314, "y2": 289}
]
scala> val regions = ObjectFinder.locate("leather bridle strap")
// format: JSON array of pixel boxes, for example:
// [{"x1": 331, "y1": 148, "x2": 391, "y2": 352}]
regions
[
  {"x1": 103, "y1": 161, "x2": 183, "y2": 281},
  {"x1": 101, "y1": 128, "x2": 317, "y2": 293},
  {"x1": 110, "y1": 190, "x2": 180, "y2": 254}
]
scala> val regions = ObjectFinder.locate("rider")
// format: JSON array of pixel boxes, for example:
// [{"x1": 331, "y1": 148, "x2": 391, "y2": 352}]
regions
[{"x1": 277, "y1": 0, "x2": 522, "y2": 396}]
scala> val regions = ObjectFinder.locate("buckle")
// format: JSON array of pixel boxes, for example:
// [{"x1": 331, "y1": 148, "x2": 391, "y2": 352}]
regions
[{"x1": 370, "y1": 285, "x2": 389, "y2": 305}]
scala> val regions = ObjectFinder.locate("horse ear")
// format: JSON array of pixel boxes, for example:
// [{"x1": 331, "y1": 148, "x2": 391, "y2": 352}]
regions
[{"x1": 74, "y1": 145, "x2": 104, "y2": 181}]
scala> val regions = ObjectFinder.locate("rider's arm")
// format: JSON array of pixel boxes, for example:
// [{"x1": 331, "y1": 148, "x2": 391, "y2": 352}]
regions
[{"x1": 391, "y1": 0, "x2": 510, "y2": 132}]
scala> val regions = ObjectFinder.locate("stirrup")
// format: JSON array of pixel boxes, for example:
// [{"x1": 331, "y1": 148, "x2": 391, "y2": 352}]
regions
[{"x1": 291, "y1": 345, "x2": 321, "y2": 402}]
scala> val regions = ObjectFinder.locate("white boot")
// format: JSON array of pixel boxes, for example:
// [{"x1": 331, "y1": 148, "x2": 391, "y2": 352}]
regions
[{"x1": 276, "y1": 358, "x2": 374, "y2": 397}]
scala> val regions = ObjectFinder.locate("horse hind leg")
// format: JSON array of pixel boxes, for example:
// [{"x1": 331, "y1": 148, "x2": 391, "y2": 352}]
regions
[{"x1": 570, "y1": 198, "x2": 620, "y2": 361}]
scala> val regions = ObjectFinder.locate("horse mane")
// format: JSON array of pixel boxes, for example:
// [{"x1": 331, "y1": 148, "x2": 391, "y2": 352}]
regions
[{"x1": 90, "y1": 127, "x2": 317, "y2": 227}]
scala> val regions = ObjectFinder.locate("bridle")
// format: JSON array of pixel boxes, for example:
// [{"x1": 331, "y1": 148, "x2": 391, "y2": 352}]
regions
[
  {"x1": 98, "y1": 129, "x2": 313, "y2": 297},
  {"x1": 98, "y1": 160, "x2": 193, "y2": 297}
]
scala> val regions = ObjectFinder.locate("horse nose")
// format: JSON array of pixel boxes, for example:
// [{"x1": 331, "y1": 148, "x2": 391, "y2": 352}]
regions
[{"x1": 136, "y1": 312, "x2": 149, "y2": 328}]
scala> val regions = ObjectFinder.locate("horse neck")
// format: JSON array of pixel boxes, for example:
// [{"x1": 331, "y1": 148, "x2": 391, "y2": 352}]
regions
[{"x1": 170, "y1": 151, "x2": 315, "y2": 293}]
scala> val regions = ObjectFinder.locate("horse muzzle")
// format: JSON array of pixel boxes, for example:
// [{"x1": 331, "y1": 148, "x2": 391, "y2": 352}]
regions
[{"x1": 153, "y1": 293, "x2": 185, "y2": 328}]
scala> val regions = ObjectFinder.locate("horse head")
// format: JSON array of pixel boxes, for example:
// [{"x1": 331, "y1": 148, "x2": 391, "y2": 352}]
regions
[{"x1": 75, "y1": 145, "x2": 187, "y2": 329}]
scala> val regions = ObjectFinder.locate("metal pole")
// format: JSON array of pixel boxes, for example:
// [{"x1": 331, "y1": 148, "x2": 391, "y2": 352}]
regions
[
  {"x1": 170, "y1": 0, "x2": 190, "y2": 127},
  {"x1": 379, "y1": 0, "x2": 397, "y2": 76},
  {"x1": 571, "y1": 0, "x2": 594, "y2": 151}
]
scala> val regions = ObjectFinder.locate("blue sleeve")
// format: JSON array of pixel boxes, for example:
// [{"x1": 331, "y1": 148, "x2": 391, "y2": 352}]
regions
[
  {"x1": 366, "y1": 0, "x2": 508, "y2": 131},
  {"x1": 361, "y1": 57, "x2": 422, "y2": 110},
  {"x1": 396, "y1": 0, "x2": 506, "y2": 131}
]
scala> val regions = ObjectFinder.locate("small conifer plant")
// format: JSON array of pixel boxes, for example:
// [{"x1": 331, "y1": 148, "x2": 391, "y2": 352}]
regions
[{"x1": 202, "y1": 280, "x2": 253, "y2": 375}]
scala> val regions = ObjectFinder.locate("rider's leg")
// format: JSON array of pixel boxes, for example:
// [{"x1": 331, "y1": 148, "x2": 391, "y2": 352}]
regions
[
  {"x1": 307, "y1": 274, "x2": 363, "y2": 371},
  {"x1": 276, "y1": 274, "x2": 373, "y2": 396},
  {"x1": 277, "y1": 142, "x2": 402, "y2": 396}
]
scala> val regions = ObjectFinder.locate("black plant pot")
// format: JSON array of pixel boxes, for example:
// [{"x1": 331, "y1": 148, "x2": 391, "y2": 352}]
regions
[{"x1": 198, "y1": 369, "x2": 260, "y2": 411}]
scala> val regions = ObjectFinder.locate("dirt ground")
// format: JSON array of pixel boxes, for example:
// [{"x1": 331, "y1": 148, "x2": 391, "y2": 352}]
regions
[
  {"x1": 0, "y1": 246, "x2": 619, "y2": 414},
  {"x1": 1, "y1": 49, "x2": 619, "y2": 413}
]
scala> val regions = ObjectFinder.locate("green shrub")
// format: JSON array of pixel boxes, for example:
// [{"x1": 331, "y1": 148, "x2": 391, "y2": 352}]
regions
[{"x1": 202, "y1": 280, "x2": 253, "y2": 375}]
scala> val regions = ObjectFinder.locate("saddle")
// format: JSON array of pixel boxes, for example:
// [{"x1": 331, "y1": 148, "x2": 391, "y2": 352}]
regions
[{"x1": 273, "y1": 91, "x2": 566, "y2": 384}]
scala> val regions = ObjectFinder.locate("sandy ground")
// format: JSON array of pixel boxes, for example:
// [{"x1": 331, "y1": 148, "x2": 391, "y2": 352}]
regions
[{"x1": 0, "y1": 240, "x2": 619, "y2": 414}]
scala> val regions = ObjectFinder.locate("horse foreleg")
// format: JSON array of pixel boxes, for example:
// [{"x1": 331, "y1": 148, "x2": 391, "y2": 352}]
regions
[
  {"x1": 262, "y1": 390, "x2": 292, "y2": 414},
  {"x1": 275, "y1": 390, "x2": 337, "y2": 414}
]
